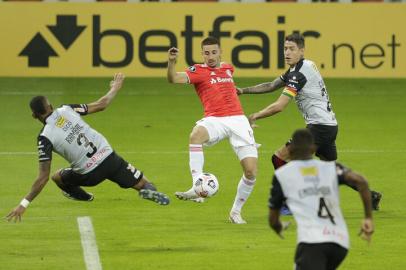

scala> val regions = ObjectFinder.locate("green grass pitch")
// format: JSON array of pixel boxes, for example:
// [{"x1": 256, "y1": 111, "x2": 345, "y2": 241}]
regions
[{"x1": 0, "y1": 77, "x2": 405, "y2": 270}]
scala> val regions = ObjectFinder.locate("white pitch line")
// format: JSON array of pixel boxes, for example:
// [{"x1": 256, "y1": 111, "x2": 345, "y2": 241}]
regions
[
  {"x1": 77, "y1": 216, "x2": 103, "y2": 270},
  {"x1": 0, "y1": 149, "x2": 406, "y2": 156}
]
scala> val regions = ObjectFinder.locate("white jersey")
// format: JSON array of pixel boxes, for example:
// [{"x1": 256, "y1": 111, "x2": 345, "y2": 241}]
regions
[
  {"x1": 270, "y1": 160, "x2": 349, "y2": 249},
  {"x1": 280, "y1": 59, "x2": 337, "y2": 126},
  {"x1": 37, "y1": 105, "x2": 113, "y2": 174}
]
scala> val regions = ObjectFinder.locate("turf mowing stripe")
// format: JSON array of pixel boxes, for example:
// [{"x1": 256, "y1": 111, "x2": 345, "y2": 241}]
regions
[{"x1": 77, "y1": 216, "x2": 103, "y2": 270}]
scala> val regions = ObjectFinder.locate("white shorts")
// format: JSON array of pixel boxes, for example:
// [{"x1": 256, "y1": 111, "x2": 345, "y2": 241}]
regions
[{"x1": 195, "y1": 115, "x2": 258, "y2": 160}]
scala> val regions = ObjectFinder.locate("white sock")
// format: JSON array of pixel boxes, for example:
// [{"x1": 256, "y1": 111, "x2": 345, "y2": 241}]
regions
[
  {"x1": 189, "y1": 144, "x2": 204, "y2": 182},
  {"x1": 231, "y1": 175, "x2": 256, "y2": 214}
]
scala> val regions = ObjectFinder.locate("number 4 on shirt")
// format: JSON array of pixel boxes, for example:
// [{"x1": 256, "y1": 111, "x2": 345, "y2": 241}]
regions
[{"x1": 318, "y1": 197, "x2": 336, "y2": 225}]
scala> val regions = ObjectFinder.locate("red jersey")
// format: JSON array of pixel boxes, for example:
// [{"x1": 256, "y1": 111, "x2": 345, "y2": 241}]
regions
[{"x1": 185, "y1": 63, "x2": 244, "y2": 117}]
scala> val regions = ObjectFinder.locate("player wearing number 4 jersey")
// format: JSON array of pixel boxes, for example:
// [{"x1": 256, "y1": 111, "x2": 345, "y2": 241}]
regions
[
  {"x1": 269, "y1": 129, "x2": 374, "y2": 270},
  {"x1": 167, "y1": 36, "x2": 258, "y2": 224},
  {"x1": 239, "y1": 33, "x2": 382, "y2": 213},
  {"x1": 6, "y1": 73, "x2": 169, "y2": 223}
]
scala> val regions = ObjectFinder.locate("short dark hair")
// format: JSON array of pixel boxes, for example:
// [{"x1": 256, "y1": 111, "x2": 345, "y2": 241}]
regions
[
  {"x1": 289, "y1": 129, "x2": 314, "y2": 158},
  {"x1": 201, "y1": 36, "x2": 220, "y2": 48},
  {"x1": 30, "y1": 96, "x2": 48, "y2": 116},
  {"x1": 285, "y1": 33, "x2": 305, "y2": 49}
]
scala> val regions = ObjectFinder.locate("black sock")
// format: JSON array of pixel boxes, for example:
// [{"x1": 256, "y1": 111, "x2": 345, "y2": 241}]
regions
[
  {"x1": 57, "y1": 182, "x2": 91, "y2": 200},
  {"x1": 141, "y1": 182, "x2": 157, "y2": 191}
]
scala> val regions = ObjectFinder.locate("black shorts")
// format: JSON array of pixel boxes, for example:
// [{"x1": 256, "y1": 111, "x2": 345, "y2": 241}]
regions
[
  {"x1": 286, "y1": 125, "x2": 338, "y2": 161},
  {"x1": 306, "y1": 124, "x2": 338, "y2": 161},
  {"x1": 295, "y1": 242, "x2": 348, "y2": 270},
  {"x1": 60, "y1": 152, "x2": 143, "y2": 188}
]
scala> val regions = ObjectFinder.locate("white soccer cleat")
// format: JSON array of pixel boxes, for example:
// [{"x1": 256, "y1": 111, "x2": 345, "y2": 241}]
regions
[
  {"x1": 190, "y1": 197, "x2": 205, "y2": 203},
  {"x1": 229, "y1": 212, "x2": 247, "y2": 224},
  {"x1": 175, "y1": 187, "x2": 205, "y2": 203},
  {"x1": 175, "y1": 187, "x2": 198, "y2": 199}
]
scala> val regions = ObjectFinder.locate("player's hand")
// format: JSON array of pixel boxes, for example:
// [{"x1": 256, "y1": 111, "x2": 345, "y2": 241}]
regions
[
  {"x1": 359, "y1": 218, "x2": 374, "y2": 243},
  {"x1": 236, "y1": 87, "x2": 243, "y2": 95},
  {"x1": 168, "y1": 47, "x2": 179, "y2": 61},
  {"x1": 277, "y1": 221, "x2": 291, "y2": 239},
  {"x1": 5, "y1": 205, "x2": 26, "y2": 223},
  {"x1": 110, "y1": 73, "x2": 125, "y2": 92},
  {"x1": 248, "y1": 114, "x2": 259, "y2": 128}
]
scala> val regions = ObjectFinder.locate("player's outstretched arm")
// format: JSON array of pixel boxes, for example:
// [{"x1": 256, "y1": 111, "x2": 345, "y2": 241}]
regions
[
  {"x1": 6, "y1": 161, "x2": 51, "y2": 223},
  {"x1": 167, "y1": 47, "x2": 188, "y2": 84},
  {"x1": 342, "y1": 171, "x2": 374, "y2": 243},
  {"x1": 86, "y1": 73, "x2": 125, "y2": 114},
  {"x1": 238, "y1": 77, "x2": 285, "y2": 95},
  {"x1": 248, "y1": 95, "x2": 291, "y2": 127}
]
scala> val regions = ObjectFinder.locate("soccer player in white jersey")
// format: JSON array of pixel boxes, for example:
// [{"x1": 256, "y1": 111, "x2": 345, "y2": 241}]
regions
[
  {"x1": 6, "y1": 73, "x2": 169, "y2": 222},
  {"x1": 269, "y1": 129, "x2": 374, "y2": 270},
  {"x1": 238, "y1": 33, "x2": 381, "y2": 212},
  {"x1": 167, "y1": 37, "x2": 258, "y2": 224}
]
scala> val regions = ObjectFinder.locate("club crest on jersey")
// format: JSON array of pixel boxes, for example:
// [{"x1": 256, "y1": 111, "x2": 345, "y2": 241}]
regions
[
  {"x1": 226, "y1": 69, "x2": 232, "y2": 77},
  {"x1": 188, "y1": 66, "x2": 196, "y2": 72}
]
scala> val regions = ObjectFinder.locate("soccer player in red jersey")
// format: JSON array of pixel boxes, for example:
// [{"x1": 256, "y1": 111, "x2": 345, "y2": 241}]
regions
[{"x1": 167, "y1": 37, "x2": 258, "y2": 224}]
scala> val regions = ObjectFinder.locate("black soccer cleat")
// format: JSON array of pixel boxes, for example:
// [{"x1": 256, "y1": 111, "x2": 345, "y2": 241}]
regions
[
  {"x1": 139, "y1": 189, "x2": 170, "y2": 205},
  {"x1": 62, "y1": 190, "x2": 94, "y2": 201},
  {"x1": 371, "y1": 191, "x2": 382, "y2": 211}
]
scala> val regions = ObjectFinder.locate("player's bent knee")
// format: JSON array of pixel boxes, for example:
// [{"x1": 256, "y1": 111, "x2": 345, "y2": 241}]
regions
[
  {"x1": 189, "y1": 126, "x2": 209, "y2": 144},
  {"x1": 244, "y1": 170, "x2": 256, "y2": 180},
  {"x1": 51, "y1": 169, "x2": 63, "y2": 182},
  {"x1": 236, "y1": 145, "x2": 258, "y2": 161}
]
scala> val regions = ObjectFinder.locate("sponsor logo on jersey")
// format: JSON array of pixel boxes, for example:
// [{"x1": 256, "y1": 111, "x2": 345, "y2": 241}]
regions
[
  {"x1": 210, "y1": 71, "x2": 216, "y2": 76},
  {"x1": 322, "y1": 226, "x2": 347, "y2": 241},
  {"x1": 288, "y1": 78, "x2": 299, "y2": 84},
  {"x1": 85, "y1": 148, "x2": 107, "y2": 168},
  {"x1": 298, "y1": 186, "x2": 331, "y2": 199},
  {"x1": 300, "y1": 166, "x2": 318, "y2": 176},
  {"x1": 65, "y1": 123, "x2": 84, "y2": 144},
  {"x1": 56, "y1": 116, "x2": 67, "y2": 128},
  {"x1": 209, "y1": 77, "x2": 234, "y2": 84}
]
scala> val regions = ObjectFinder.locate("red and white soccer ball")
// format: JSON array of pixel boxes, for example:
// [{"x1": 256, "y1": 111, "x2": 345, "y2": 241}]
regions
[{"x1": 193, "y1": 173, "x2": 219, "y2": 198}]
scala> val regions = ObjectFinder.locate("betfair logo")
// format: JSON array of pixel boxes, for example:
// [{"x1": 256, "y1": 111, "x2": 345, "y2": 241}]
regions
[{"x1": 19, "y1": 15, "x2": 86, "y2": 67}]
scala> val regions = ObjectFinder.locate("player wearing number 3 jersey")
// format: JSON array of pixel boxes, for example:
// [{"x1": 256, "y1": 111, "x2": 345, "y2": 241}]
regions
[{"x1": 6, "y1": 73, "x2": 169, "y2": 223}]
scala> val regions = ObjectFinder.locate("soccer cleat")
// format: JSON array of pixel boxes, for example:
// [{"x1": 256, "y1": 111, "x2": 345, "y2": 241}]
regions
[
  {"x1": 280, "y1": 205, "x2": 292, "y2": 216},
  {"x1": 175, "y1": 187, "x2": 198, "y2": 200},
  {"x1": 139, "y1": 189, "x2": 170, "y2": 205},
  {"x1": 191, "y1": 197, "x2": 205, "y2": 203},
  {"x1": 229, "y1": 212, "x2": 247, "y2": 224},
  {"x1": 62, "y1": 190, "x2": 94, "y2": 201},
  {"x1": 371, "y1": 191, "x2": 382, "y2": 211}
]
